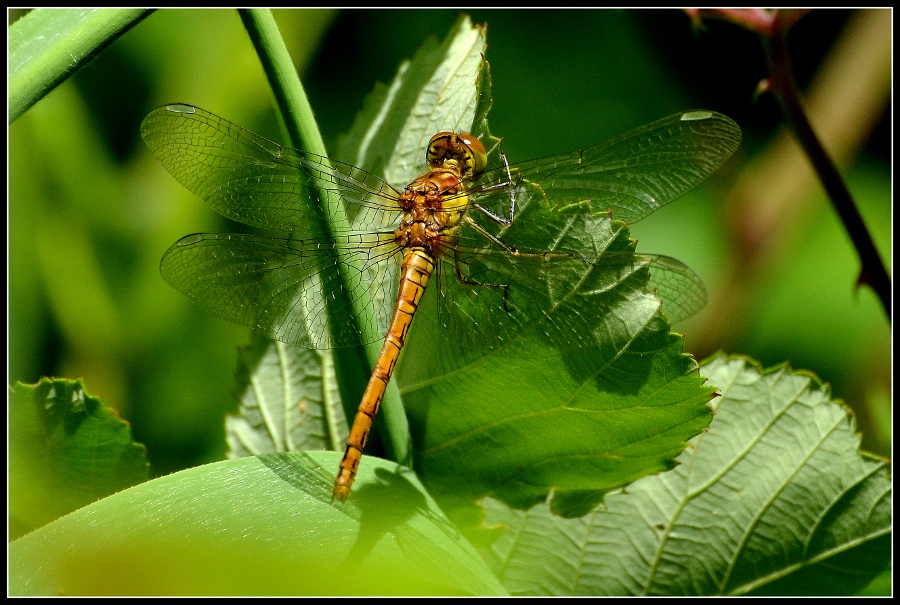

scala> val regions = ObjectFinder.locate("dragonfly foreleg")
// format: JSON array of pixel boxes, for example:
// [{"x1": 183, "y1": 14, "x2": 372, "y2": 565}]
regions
[{"x1": 472, "y1": 148, "x2": 520, "y2": 227}]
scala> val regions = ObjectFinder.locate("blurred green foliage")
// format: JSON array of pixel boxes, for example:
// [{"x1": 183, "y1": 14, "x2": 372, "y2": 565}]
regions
[{"x1": 9, "y1": 8, "x2": 890, "y2": 483}]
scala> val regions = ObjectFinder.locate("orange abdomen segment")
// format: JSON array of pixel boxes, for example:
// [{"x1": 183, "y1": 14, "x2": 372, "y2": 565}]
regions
[{"x1": 332, "y1": 248, "x2": 435, "y2": 502}]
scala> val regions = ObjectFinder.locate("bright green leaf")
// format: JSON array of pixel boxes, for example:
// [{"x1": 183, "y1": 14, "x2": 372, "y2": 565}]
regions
[
  {"x1": 335, "y1": 15, "x2": 486, "y2": 186},
  {"x1": 9, "y1": 452, "x2": 507, "y2": 596},
  {"x1": 478, "y1": 353, "x2": 891, "y2": 595}
]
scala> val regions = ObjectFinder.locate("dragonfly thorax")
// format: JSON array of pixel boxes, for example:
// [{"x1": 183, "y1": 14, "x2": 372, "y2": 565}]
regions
[{"x1": 395, "y1": 166, "x2": 469, "y2": 256}]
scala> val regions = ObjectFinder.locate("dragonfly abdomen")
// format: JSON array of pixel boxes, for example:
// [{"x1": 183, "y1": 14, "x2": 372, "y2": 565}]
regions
[{"x1": 332, "y1": 248, "x2": 436, "y2": 501}]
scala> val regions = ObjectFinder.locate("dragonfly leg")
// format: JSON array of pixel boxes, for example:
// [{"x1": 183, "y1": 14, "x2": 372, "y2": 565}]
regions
[
  {"x1": 462, "y1": 214, "x2": 573, "y2": 259},
  {"x1": 462, "y1": 215, "x2": 520, "y2": 254},
  {"x1": 453, "y1": 250, "x2": 513, "y2": 313},
  {"x1": 472, "y1": 149, "x2": 520, "y2": 227}
]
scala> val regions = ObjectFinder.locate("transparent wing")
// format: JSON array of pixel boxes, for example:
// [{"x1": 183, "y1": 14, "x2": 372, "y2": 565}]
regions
[
  {"x1": 435, "y1": 182, "x2": 708, "y2": 365},
  {"x1": 148, "y1": 106, "x2": 727, "y2": 355},
  {"x1": 436, "y1": 247, "x2": 707, "y2": 366},
  {"x1": 141, "y1": 104, "x2": 404, "y2": 235},
  {"x1": 160, "y1": 231, "x2": 403, "y2": 349},
  {"x1": 465, "y1": 110, "x2": 741, "y2": 224},
  {"x1": 644, "y1": 254, "x2": 708, "y2": 325}
]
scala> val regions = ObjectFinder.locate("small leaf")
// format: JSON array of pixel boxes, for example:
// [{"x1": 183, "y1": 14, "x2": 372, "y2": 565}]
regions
[
  {"x1": 336, "y1": 15, "x2": 485, "y2": 184},
  {"x1": 9, "y1": 378, "x2": 149, "y2": 539},
  {"x1": 227, "y1": 332, "x2": 348, "y2": 457},
  {"x1": 478, "y1": 354, "x2": 891, "y2": 596},
  {"x1": 9, "y1": 452, "x2": 507, "y2": 596}
]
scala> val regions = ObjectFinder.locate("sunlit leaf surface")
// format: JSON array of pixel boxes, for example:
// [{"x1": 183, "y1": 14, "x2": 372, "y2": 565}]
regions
[{"x1": 9, "y1": 452, "x2": 506, "y2": 596}]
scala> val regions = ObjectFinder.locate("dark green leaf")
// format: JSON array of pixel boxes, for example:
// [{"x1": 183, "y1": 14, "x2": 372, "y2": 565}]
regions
[
  {"x1": 9, "y1": 378, "x2": 149, "y2": 539},
  {"x1": 478, "y1": 354, "x2": 891, "y2": 595},
  {"x1": 403, "y1": 282, "x2": 713, "y2": 517}
]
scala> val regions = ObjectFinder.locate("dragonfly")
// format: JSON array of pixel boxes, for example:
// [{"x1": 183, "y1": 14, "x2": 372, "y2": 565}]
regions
[{"x1": 141, "y1": 104, "x2": 741, "y2": 501}]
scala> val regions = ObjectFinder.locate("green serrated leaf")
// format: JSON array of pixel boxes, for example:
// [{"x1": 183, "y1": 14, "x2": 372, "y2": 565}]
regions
[
  {"x1": 477, "y1": 353, "x2": 891, "y2": 596},
  {"x1": 395, "y1": 79, "x2": 715, "y2": 515},
  {"x1": 9, "y1": 452, "x2": 507, "y2": 596},
  {"x1": 9, "y1": 378, "x2": 149, "y2": 539},
  {"x1": 403, "y1": 285, "x2": 712, "y2": 517}
]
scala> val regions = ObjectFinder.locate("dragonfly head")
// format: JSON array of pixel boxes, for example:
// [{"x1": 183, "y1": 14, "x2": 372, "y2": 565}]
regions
[{"x1": 426, "y1": 132, "x2": 487, "y2": 178}]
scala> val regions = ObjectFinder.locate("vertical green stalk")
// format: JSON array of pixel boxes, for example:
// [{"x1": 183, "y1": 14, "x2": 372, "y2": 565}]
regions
[{"x1": 238, "y1": 9, "x2": 411, "y2": 468}]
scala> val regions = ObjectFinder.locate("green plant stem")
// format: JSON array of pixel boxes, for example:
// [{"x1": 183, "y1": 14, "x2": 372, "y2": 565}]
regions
[
  {"x1": 765, "y1": 13, "x2": 891, "y2": 322},
  {"x1": 8, "y1": 8, "x2": 151, "y2": 124},
  {"x1": 237, "y1": 9, "x2": 412, "y2": 468},
  {"x1": 238, "y1": 10, "x2": 325, "y2": 155}
]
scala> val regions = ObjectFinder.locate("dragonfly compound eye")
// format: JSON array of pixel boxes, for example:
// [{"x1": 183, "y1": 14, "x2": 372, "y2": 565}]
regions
[
  {"x1": 458, "y1": 132, "x2": 487, "y2": 176},
  {"x1": 426, "y1": 132, "x2": 486, "y2": 177}
]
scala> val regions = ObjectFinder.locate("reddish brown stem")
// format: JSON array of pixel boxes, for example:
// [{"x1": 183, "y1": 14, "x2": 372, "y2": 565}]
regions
[{"x1": 763, "y1": 13, "x2": 891, "y2": 321}]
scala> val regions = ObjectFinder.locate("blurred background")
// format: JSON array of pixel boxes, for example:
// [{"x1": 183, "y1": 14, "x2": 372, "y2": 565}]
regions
[{"x1": 9, "y1": 9, "x2": 891, "y2": 477}]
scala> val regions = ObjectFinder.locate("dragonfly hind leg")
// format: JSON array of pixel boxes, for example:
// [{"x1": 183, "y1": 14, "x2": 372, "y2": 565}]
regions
[{"x1": 452, "y1": 251, "x2": 514, "y2": 313}]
